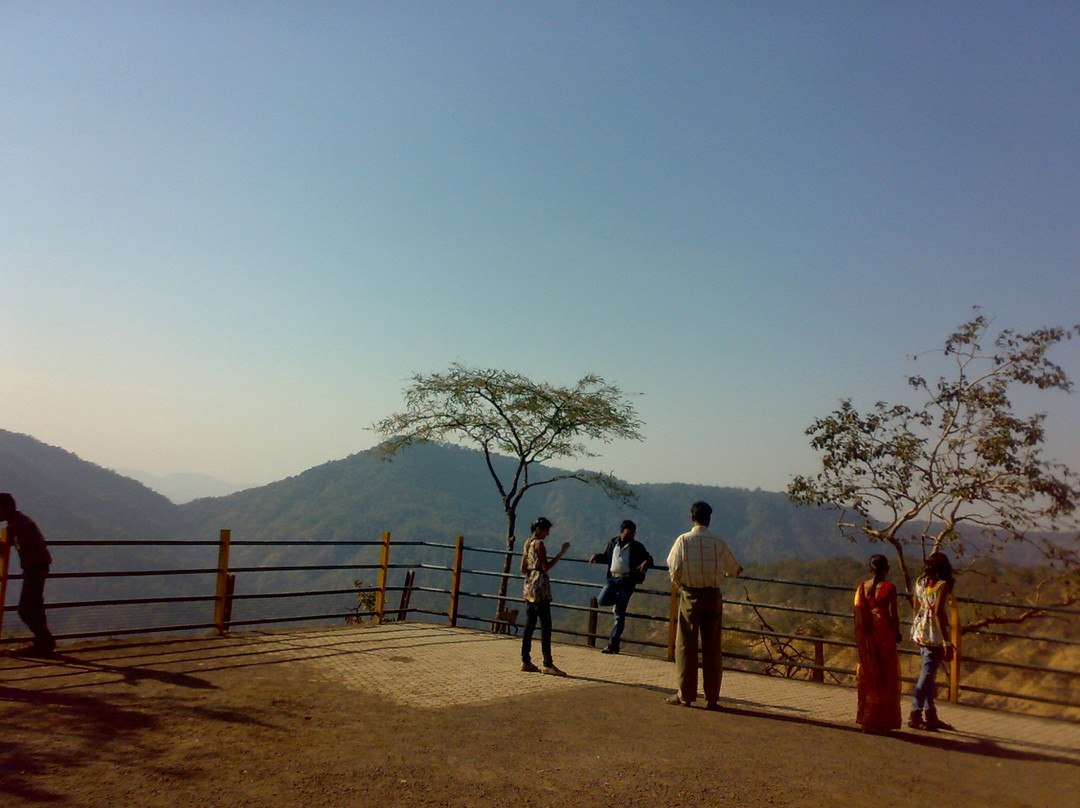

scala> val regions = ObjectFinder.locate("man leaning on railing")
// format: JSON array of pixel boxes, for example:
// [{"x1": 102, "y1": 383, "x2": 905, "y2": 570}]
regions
[{"x1": 0, "y1": 492, "x2": 56, "y2": 658}]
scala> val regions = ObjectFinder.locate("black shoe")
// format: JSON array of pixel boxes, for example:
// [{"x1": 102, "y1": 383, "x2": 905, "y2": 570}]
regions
[
  {"x1": 601, "y1": 645, "x2": 620, "y2": 655},
  {"x1": 924, "y1": 710, "x2": 953, "y2": 731},
  {"x1": 16, "y1": 645, "x2": 55, "y2": 659}
]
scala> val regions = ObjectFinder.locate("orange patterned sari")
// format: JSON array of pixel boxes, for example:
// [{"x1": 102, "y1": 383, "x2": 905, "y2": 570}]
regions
[{"x1": 854, "y1": 579, "x2": 902, "y2": 730}]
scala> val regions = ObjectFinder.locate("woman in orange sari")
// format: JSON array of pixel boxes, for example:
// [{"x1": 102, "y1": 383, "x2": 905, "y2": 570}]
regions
[{"x1": 854, "y1": 554, "x2": 902, "y2": 732}]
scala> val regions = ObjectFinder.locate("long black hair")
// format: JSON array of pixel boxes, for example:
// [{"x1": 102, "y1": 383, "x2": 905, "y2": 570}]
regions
[
  {"x1": 924, "y1": 551, "x2": 954, "y2": 585},
  {"x1": 868, "y1": 554, "x2": 889, "y2": 578}
]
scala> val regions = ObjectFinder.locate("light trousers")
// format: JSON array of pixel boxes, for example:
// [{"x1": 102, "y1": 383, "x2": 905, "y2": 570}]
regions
[{"x1": 675, "y1": 585, "x2": 724, "y2": 704}]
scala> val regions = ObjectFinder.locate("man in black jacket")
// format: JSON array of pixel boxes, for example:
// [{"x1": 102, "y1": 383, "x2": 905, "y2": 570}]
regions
[
  {"x1": 0, "y1": 492, "x2": 55, "y2": 657},
  {"x1": 589, "y1": 520, "x2": 654, "y2": 654}
]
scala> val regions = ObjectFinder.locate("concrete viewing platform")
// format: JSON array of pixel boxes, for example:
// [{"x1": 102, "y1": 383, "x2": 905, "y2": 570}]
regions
[
  {"x1": 2, "y1": 622, "x2": 1078, "y2": 807},
  {"x1": 232, "y1": 622, "x2": 1080, "y2": 758}
]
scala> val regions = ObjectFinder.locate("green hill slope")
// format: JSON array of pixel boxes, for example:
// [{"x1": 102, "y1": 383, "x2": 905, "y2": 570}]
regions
[{"x1": 177, "y1": 441, "x2": 858, "y2": 568}]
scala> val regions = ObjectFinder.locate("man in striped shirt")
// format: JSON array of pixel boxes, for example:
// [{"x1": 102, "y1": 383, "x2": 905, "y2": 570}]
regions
[{"x1": 665, "y1": 500, "x2": 741, "y2": 709}]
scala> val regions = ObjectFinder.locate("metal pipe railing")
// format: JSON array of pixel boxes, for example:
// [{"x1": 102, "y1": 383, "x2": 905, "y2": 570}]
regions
[{"x1": 2, "y1": 530, "x2": 1075, "y2": 718}]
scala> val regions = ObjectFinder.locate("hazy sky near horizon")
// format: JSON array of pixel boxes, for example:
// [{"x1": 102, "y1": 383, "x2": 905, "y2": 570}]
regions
[{"x1": 3, "y1": 2, "x2": 1079, "y2": 494}]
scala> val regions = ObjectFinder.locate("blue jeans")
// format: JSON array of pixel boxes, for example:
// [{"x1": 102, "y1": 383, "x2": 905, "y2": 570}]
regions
[
  {"x1": 597, "y1": 576, "x2": 636, "y2": 649},
  {"x1": 911, "y1": 644, "x2": 944, "y2": 711},
  {"x1": 522, "y1": 601, "x2": 553, "y2": 667}
]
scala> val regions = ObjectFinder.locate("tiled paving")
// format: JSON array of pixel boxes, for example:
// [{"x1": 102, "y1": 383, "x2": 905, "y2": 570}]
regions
[
  {"x1": 5, "y1": 622, "x2": 1078, "y2": 764},
  {"x1": 247, "y1": 623, "x2": 1080, "y2": 762}
]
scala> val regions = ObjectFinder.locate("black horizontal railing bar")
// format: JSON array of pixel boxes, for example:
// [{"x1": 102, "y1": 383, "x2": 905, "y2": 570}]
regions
[
  {"x1": 461, "y1": 568, "x2": 522, "y2": 580},
  {"x1": 46, "y1": 569, "x2": 219, "y2": 579},
  {"x1": 404, "y1": 608, "x2": 450, "y2": 619},
  {"x1": 454, "y1": 589, "x2": 670, "y2": 623},
  {"x1": 948, "y1": 596, "x2": 1080, "y2": 617},
  {"x1": 45, "y1": 595, "x2": 216, "y2": 610},
  {"x1": 462, "y1": 569, "x2": 603, "y2": 590},
  {"x1": 725, "y1": 624, "x2": 858, "y2": 652},
  {"x1": 228, "y1": 564, "x2": 373, "y2": 574},
  {"x1": 545, "y1": 574, "x2": 619, "y2": 589},
  {"x1": 956, "y1": 596, "x2": 1080, "y2": 618},
  {"x1": 49, "y1": 540, "x2": 223, "y2": 546},
  {"x1": 725, "y1": 648, "x2": 844, "y2": 673},
  {"x1": 965, "y1": 627, "x2": 1080, "y2": 647},
  {"x1": 958, "y1": 654, "x2": 1080, "y2": 678},
  {"x1": 724, "y1": 651, "x2": 854, "y2": 679},
  {"x1": 46, "y1": 539, "x2": 387, "y2": 547},
  {"x1": 736, "y1": 574, "x2": 1080, "y2": 619},
  {"x1": 231, "y1": 588, "x2": 357, "y2": 601},
  {"x1": 459, "y1": 545, "x2": 511, "y2": 556},
  {"x1": 724, "y1": 625, "x2": 1018, "y2": 669},
  {"x1": 230, "y1": 540, "x2": 383, "y2": 547},
  {"x1": 388, "y1": 585, "x2": 447, "y2": 595},
  {"x1": 727, "y1": 598, "x2": 852, "y2": 621},
  {"x1": 723, "y1": 625, "x2": 952, "y2": 667},
  {"x1": 224, "y1": 612, "x2": 354, "y2": 628},
  {"x1": 464, "y1": 591, "x2": 673, "y2": 627},
  {"x1": 738, "y1": 574, "x2": 853, "y2": 593}
]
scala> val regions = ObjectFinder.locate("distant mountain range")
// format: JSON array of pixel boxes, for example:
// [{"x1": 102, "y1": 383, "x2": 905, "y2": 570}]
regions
[
  {"x1": 6, "y1": 427, "x2": 1067, "y2": 643},
  {"x1": 114, "y1": 469, "x2": 253, "y2": 504},
  {"x1": 0, "y1": 428, "x2": 857, "y2": 563}
]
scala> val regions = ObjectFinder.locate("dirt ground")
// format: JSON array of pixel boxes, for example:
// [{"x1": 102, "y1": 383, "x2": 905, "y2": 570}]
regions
[{"x1": 2, "y1": 638, "x2": 1078, "y2": 808}]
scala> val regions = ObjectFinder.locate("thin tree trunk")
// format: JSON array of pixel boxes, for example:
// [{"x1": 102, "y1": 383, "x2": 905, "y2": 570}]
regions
[{"x1": 494, "y1": 511, "x2": 517, "y2": 621}]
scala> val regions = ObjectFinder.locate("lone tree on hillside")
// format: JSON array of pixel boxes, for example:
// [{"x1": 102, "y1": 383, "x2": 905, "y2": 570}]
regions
[
  {"x1": 788, "y1": 310, "x2": 1080, "y2": 619},
  {"x1": 373, "y1": 364, "x2": 644, "y2": 615}
]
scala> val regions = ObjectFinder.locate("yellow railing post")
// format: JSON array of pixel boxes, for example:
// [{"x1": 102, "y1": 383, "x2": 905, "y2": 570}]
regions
[
  {"x1": 449, "y1": 536, "x2": 464, "y2": 627},
  {"x1": 213, "y1": 529, "x2": 232, "y2": 636},
  {"x1": 374, "y1": 531, "x2": 391, "y2": 624},
  {"x1": 667, "y1": 582, "x2": 679, "y2": 662},
  {"x1": 0, "y1": 526, "x2": 10, "y2": 638},
  {"x1": 948, "y1": 593, "x2": 962, "y2": 703}
]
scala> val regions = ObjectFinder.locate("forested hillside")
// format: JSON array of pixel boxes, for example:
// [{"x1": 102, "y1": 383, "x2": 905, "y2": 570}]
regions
[
  {"x1": 4, "y1": 429, "x2": 1076, "y2": 718},
  {"x1": 2, "y1": 429, "x2": 868, "y2": 567},
  {"x1": 0, "y1": 429, "x2": 181, "y2": 540},
  {"x1": 177, "y1": 441, "x2": 860, "y2": 571},
  {"x1": 2, "y1": 431, "x2": 857, "y2": 631}
]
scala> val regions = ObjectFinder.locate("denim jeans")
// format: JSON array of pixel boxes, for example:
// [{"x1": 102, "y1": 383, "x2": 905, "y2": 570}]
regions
[
  {"x1": 521, "y1": 601, "x2": 553, "y2": 667},
  {"x1": 597, "y1": 576, "x2": 636, "y2": 649},
  {"x1": 911, "y1": 644, "x2": 944, "y2": 711}
]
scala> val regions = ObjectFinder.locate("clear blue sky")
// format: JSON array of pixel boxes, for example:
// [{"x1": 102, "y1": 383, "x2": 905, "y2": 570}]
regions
[{"x1": 3, "y1": 2, "x2": 1078, "y2": 492}]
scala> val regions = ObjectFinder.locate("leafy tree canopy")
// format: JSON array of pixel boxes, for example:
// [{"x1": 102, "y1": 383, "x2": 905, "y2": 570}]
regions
[
  {"x1": 788, "y1": 309, "x2": 1080, "y2": 603},
  {"x1": 373, "y1": 365, "x2": 645, "y2": 605}
]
